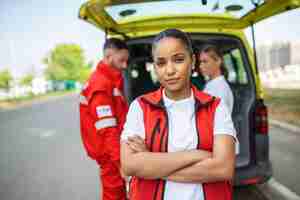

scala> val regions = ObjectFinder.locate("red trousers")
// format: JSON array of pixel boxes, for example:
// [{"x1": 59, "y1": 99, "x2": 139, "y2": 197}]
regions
[{"x1": 97, "y1": 133, "x2": 126, "y2": 200}]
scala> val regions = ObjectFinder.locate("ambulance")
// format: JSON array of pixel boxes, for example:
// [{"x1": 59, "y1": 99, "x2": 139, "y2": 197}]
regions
[{"x1": 78, "y1": 0, "x2": 300, "y2": 185}]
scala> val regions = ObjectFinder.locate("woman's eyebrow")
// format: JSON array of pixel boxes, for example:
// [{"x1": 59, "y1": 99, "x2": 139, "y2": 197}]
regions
[
  {"x1": 155, "y1": 57, "x2": 166, "y2": 61},
  {"x1": 172, "y1": 53, "x2": 185, "y2": 57},
  {"x1": 155, "y1": 53, "x2": 185, "y2": 61}
]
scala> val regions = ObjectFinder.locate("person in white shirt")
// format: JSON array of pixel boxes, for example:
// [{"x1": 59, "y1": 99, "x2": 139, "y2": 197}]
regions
[
  {"x1": 198, "y1": 44, "x2": 234, "y2": 113},
  {"x1": 198, "y1": 44, "x2": 239, "y2": 155},
  {"x1": 120, "y1": 29, "x2": 236, "y2": 200}
]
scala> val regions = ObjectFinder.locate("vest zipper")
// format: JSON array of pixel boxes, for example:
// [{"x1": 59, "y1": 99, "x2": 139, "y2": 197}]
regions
[{"x1": 150, "y1": 118, "x2": 161, "y2": 151}]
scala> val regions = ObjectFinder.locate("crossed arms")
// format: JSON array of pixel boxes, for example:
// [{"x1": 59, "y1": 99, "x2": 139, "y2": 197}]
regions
[{"x1": 120, "y1": 134, "x2": 235, "y2": 184}]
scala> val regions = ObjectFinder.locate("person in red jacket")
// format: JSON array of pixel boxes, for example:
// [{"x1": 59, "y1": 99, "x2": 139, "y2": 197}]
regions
[
  {"x1": 79, "y1": 38, "x2": 129, "y2": 200},
  {"x1": 121, "y1": 29, "x2": 237, "y2": 200}
]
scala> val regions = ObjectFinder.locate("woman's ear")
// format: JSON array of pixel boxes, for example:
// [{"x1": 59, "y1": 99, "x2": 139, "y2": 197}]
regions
[
  {"x1": 216, "y1": 57, "x2": 222, "y2": 67},
  {"x1": 192, "y1": 54, "x2": 196, "y2": 70}
]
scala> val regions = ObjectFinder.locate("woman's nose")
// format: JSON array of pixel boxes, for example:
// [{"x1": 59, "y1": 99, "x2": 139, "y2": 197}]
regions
[{"x1": 166, "y1": 61, "x2": 176, "y2": 75}]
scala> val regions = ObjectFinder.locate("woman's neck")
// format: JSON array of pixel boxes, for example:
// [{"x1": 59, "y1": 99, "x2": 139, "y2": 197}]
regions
[{"x1": 165, "y1": 85, "x2": 191, "y2": 101}]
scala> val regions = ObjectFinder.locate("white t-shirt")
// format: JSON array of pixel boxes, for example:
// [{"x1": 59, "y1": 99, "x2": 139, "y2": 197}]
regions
[
  {"x1": 203, "y1": 75, "x2": 234, "y2": 113},
  {"x1": 203, "y1": 75, "x2": 239, "y2": 154},
  {"x1": 121, "y1": 90, "x2": 236, "y2": 200}
]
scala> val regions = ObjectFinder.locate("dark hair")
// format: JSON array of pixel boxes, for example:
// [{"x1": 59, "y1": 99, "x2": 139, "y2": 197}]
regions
[
  {"x1": 152, "y1": 29, "x2": 194, "y2": 57},
  {"x1": 200, "y1": 44, "x2": 227, "y2": 76},
  {"x1": 103, "y1": 38, "x2": 128, "y2": 51},
  {"x1": 200, "y1": 44, "x2": 223, "y2": 59}
]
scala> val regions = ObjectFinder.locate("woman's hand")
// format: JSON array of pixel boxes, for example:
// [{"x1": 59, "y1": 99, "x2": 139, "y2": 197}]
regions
[{"x1": 126, "y1": 135, "x2": 149, "y2": 153}]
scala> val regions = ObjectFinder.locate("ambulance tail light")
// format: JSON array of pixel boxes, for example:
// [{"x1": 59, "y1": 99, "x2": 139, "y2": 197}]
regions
[
  {"x1": 255, "y1": 102, "x2": 269, "y2": 135},
  {"x1": 240, "y1": 177, "x2": 262, "y2": 185}
]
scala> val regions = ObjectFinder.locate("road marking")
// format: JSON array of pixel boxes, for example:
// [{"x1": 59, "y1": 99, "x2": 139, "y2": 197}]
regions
[
  {"x1": 40, "y1": 130, "x2": 56, "y2": 138},
  {"x1": 28, "y1": 128, "x2": 57, "y2": 138},
  {"x1": 270, "y1": 119, "x2": 300, "y2": 134},
  {"x1": 257, "y1": 178, "x2": 300, "y2": 200}
]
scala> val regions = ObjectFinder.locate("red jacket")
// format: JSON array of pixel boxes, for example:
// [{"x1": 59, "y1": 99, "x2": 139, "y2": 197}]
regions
[
  {"x1": 79, "y1": 61, "x2": 128, "y2": 161},
  {"x1": 129, "y1": 86, "x2": 232, "y2": 200}
]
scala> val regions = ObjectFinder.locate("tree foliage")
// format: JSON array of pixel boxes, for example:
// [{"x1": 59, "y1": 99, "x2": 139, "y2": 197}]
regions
[
  {"x1": 0, "y1": 69, "x2": 13, "y2": 90},
  {"x1": 78, "y1": 67, "x2": 92, "y2": 84},
  {"x1": 20, "y1": 74, "x2": 34, "y2": 86},
  {"x1": 44, "y1": 44, "x2": 88, "y2": 81}
]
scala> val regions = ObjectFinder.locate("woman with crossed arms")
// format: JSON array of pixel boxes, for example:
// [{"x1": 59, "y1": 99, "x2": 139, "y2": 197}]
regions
[{"x1": 121, "y1": 29, "x2": 237, "y2": 200}]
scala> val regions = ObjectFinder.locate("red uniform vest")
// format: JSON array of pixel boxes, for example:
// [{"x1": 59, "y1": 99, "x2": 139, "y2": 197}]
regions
[{"x1": 129, "y1": 86, "x2": 232, "y2": 200}]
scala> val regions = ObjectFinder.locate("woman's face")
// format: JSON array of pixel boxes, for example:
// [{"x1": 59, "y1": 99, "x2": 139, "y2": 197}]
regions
[
  {"x1": 153, "y1": 37, "x2": 194, "y2": 97},
  {"x1": 198, "y1": 51, "x2": 221, "y2": 79}
]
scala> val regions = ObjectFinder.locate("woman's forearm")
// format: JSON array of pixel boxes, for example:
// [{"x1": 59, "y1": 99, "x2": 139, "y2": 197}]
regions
[
  {"x1": 166, "y1": 136, "x2": 236, "y2": 183},
  {"x1": 166, "y1": 157, "x2": 235, "y2": 183},
  {"x1": 125, "y1": 151, "x2": 200, "y2": 179},
  {"x1": 121, "y1": 143, "x2": 211, "y2": 179}
]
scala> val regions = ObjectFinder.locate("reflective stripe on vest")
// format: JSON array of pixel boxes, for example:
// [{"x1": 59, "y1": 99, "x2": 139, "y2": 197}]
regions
[{"x1": 95, "y1": 118, "x2": 117, "y2": 130}]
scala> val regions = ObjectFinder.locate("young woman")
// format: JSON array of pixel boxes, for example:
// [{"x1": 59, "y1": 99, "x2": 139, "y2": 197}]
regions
[
  {"x1": 121, "y1": 29, "x2": 236, "y2": 200},
  {"x1": 198, "y1": 44, "x2": 234, "y2": 113}
]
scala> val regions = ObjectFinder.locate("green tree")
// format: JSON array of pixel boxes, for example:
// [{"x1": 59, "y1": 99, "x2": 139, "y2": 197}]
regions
[
  {"x1": 78, "y1": 67, "x2": 92, "y2": 84},
  {"x1": 44, "y1": 43, "x2": 86, "y2": 81},
  {"x1": 20, "y1": 74, "x2": 34, "y2": 87},
  {"x1": 0, "y1": 69, "x2": 13, "y2": 91}
]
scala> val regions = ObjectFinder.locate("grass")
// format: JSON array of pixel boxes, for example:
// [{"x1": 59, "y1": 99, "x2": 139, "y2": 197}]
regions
[
  {"x1": 0, "y1": 90, "x2": 76, "y2": 110},
  {"x1": 264, "y1": 88, "x2": 300, "y2": 127}
]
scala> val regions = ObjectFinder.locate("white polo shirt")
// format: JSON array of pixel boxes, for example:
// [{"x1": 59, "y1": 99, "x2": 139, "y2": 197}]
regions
[
  {"x1": 121, "y1": 90, "x2": 236, "y2": 200},
  {"x1": 203, "y1": 75, "x2": 239, "y2": 154},
  {"x1": 203, "y1": 75, "x2": 234, "y2": 113}
]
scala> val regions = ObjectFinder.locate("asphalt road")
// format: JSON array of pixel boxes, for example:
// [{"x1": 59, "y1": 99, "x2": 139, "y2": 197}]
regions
[
  {"x1": 0, "y1": 95, "x2": 99, "y2": 199},
  {"x1": 0, "y1": 94, "x2": 298, "y2": 200},
  {"x1": 269, "y1": 125, "x2": 300, "y2": 195}
]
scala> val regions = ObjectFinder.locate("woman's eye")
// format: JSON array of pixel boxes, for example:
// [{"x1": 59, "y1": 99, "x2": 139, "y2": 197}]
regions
[
  {"x1": 155, "y1": 61, "x2": 165, "y2": 67},
  {"x1": 175, "y1": 58, "x2": 185, "y2": 63}
]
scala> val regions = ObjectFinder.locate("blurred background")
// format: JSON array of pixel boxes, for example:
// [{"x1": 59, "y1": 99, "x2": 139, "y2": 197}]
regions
[{"x1": 0, "y1": 1, "x2": 300, "y2": 200}]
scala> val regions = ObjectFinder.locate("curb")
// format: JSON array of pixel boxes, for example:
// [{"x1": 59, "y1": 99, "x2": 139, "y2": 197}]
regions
[
  {"x1": 0, "y1": 92, "x2": 78, "y2": 112},
  {"x1": 257, "y1": 178, "x2": 300, "y2": 200},
  {"x1": 269, "y1": 119, "x2": 300, "y2": 134}
]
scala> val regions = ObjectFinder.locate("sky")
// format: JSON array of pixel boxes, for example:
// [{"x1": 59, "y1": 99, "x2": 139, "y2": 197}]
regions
[
  {"x1": 0, "y1": 0, "x2": 104, "y2": 78},
  {"x1": 0, "y1": 0, "x2": 300, "y2": 78}
]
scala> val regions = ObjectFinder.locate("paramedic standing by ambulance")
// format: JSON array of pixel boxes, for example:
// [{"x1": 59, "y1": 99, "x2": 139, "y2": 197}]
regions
[
  {"x1": 198, "y1": 44, "x2": 234, "y2": 113},
  {"x1": 198, "y1": 44, "x2": 239, "y2": 154},
  {"x1": 121, "y1": 29, "x2": 236, "y2": 200},
  {"x1": 79, "y1": 38, "x2": 129, "y2": 200}
]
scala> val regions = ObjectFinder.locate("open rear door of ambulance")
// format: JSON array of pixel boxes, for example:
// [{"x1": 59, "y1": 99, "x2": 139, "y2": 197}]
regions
[
  {"x1": 229, "y1": 0, "x2": 300, "y2": 91},
  {"x1": 78, "y1": 0, "x2": 300, "y2": 36},
  {"x1": 232, "y1": 0, "x2": 300, "y2": 29}
]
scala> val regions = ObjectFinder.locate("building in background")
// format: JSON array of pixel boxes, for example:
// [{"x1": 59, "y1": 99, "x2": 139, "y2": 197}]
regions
[
  {"x1": 290, "y1": 42, "x2": 300, "y2": 65},
  {"x1": 257, "y1": 41, "x2": 300, "y2": 88}
]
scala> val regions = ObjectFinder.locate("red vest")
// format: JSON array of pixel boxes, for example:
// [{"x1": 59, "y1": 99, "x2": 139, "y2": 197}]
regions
[
  {"x1": 79, "y1": 61, "x2": 128, "y2": 160},
  {"x1": 129, "y1": 86, "x2": 232, "y2": 200}
]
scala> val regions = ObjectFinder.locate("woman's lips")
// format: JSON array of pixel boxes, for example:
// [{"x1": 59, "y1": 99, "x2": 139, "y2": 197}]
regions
[{"x1": 165, "y1": 78, "x2": 180, "y2": 85}]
